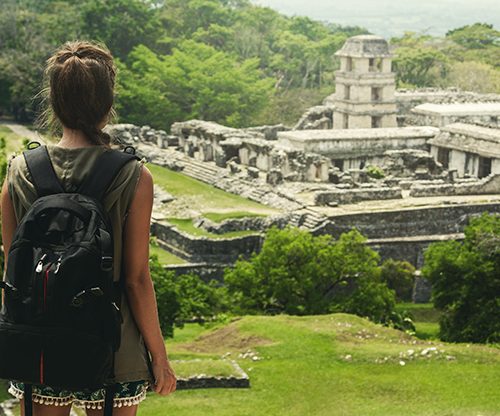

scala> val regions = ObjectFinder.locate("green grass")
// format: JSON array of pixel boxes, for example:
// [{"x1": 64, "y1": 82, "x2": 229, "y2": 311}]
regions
[
  {"x1": 0, "y1": 125, "x2": 28, "y2": 156},
  {"x1": 167, "y1": 218, "x2": 260, "y2": 239},
  {"x1": 171, "y1": 359, "x2": 240, "y2": 378},
  {"x1": 395, "y1": 302, "x2": 442, "y2": 340},
  {"x1": 395, "y1": 302, "x2": 442, "y2": 323},
  {"x1": 4, "y1": 311, "x2": 499, "y2": 415},
  {"x1": 148, "y1": 163, "x2": 278, "y2": 215},
  {"x1": 150, "y1": 243, "x2": 186, "y2": 265},
  {"x1": 138, "y1": 313, "x2": 500, "y2": 416},
  {"x1": 203, "y1": 211, "x2": 267, "y2": 223},
  {"x1": 0, "y1": 380, "x2": 11, "y2": 402}
]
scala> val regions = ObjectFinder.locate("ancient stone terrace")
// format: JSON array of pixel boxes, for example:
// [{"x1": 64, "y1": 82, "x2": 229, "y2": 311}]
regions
[
  {"x1": 277, "y1": 126, "x2": 438, "y2": 159},
  {"x1": 428, "y1": 123, "x2": 500, "y2": 178},
  {"x1": 410, "y1": 102, "x2": 500, "y2": 127}
]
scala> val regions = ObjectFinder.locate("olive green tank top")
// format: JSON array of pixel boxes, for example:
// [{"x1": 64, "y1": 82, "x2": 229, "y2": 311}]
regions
[{"x1": 6, "y1": 144, "x2": 154, "y2": 383}]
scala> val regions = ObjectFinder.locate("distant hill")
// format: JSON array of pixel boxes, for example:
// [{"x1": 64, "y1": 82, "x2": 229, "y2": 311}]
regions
[{"x1": 252, "y1": 0, "x2": 500, "y2": 38}]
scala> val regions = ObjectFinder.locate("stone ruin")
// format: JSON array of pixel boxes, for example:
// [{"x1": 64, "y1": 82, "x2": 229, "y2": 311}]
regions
[{"x1": 105, "y1": 34, "x2": 500, "y2": 303}]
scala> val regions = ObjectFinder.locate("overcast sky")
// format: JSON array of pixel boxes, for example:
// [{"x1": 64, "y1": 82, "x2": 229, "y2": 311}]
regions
[{"x1": 251, "y1": 0, "x2": 500, "y2": 38}]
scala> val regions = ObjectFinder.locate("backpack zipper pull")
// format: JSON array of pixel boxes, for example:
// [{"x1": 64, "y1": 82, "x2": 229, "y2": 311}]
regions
[
  {"x1": 53, "y1": 256, "x2": 62, "y2": 274},
  {"x1": 35, "y1": 253, "x2": 48, "y2": 273}
]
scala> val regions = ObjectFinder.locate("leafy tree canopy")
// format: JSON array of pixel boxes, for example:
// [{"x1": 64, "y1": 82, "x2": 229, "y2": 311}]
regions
[
  {"x1": 446, "y1": 23, "x2": 500, "y2": 49},
  {"x1": 224, "y1": 226, "x2": 398, "y2": 325},
  {"x1": 422, "y1": 213, "x2": 500, "y2": 344}
]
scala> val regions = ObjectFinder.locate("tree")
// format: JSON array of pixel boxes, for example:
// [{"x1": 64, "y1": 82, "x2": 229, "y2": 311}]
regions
[
  {"x1": 224, "y1": 226, "x2": 397, "y2": 324},
  {"x1": 116, "y1": 41, "x2": 273, "y2": 129},
  {"x1": 80, "y1": 0, "x2": 164, "y2": 60},
  {"x1": 148, "y1": 253, "x2": 231, "y2": 336},
  {"x1": 446, "y1": 61, "x2": 500, "y2": 93},
  {"x1": 149, "y1": 254, "x2": 181, "y2": 338},
  {"x1": 446, "y1": 23, "x2": 500, "y2": 49},
  {"x1": 422, "y1": 213, "x2": 500, "y2": 343},
  {"x1": 380, "y1": 259, "x2": 415, "y2": 302}
]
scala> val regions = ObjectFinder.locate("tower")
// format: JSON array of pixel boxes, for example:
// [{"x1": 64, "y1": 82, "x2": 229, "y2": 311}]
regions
[{"x1": 333, "y1": 35, "x2": 397, "y2": 129}]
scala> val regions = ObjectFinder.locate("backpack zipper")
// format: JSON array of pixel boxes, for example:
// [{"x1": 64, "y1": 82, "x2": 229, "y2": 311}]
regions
[
  {"x1": 35, "y1": 253, "x2": 48, "y2": 273},
  {"x1": 40, "y1": 261, "x2": 52, "y2": 384}
]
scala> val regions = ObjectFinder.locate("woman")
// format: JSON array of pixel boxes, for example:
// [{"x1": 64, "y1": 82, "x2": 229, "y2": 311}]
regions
[{"x1": 1, "y1": 40, "x2": 176, "y2": 415}]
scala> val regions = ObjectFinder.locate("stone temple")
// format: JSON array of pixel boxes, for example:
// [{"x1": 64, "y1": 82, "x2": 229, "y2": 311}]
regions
[
  {"x1": 106, "y1": 35, "x2": 500, "y2": 303},
  {"x1": 333, "y1": 35, "x2": 397, "y2": 129}
]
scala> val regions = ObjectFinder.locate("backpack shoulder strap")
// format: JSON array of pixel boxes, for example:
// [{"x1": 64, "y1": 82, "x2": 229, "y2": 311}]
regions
[
  {"x1": 23, "y1": 144, "x2": 65, "y2": 197},
  {"x1": 78, "y1": 148, "x2": 141, "y2": 201}
]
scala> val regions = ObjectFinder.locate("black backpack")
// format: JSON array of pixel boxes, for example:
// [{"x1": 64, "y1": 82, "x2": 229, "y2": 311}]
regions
[{"x1": 0, "y1": 143, "x2": 140, "y2": 415}]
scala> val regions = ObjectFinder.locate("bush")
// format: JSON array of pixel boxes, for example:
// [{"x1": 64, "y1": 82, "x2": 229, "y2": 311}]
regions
[
  {"x1": 365, "y1": 165, "x2": 385, "y2": 179},
  {"x1": 380, "y1": 259, "x2": 416, "y2": 302},
  {"x1": 149, "y1": 254, "x2": 232, "y2": 337},
  {"x1": 422, "y1": 213, "x2": 500, "y2": 343},
  {"x1": 174, "y1": 272, "x2": 231, "y2": 323},
  {"x1": 224, "y1": 226, "x2": 399, "y2": 326},
  {"x1": 149, "y1": 254, "x2": 181, "y2": 338}
]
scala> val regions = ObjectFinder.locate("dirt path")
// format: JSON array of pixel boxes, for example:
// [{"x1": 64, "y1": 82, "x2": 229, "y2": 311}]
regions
[{"x1": 0, "y1": 121, "x2": 45, "y2": 143}]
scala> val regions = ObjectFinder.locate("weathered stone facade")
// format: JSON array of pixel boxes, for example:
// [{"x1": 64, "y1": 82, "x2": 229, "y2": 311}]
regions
[
  {"x1": 277, "y1": 127, "x2": 437, "y2": 173},
  {"x1": 410, "y1": 103, "x2": 500, "y2": 128},
  {"x1": 105, "y1": 34, "x2": 500, "y2": 305},
  {"x1": 333, "y1": 35, "x2": 397, "y2": 129},
  {"x1": 428, "y1": 123, "x2": 500, "y2": 179}
]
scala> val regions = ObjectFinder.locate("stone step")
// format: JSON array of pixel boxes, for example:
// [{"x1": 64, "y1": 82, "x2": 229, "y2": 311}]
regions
[{"x1": 181, "y1": 159, "x2": 221, "y2": 174}]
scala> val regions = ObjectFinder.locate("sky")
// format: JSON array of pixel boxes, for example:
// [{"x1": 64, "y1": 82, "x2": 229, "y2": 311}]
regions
[{"x1": 251, "y1": 0, "x2": 500, "y2": 38}]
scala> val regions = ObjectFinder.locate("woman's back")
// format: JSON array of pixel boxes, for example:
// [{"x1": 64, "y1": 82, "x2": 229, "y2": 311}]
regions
[{"x1": 6, "y1": 144, "x2": 154, "y2": 383}]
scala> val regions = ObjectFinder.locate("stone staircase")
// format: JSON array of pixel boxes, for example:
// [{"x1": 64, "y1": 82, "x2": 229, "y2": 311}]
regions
[
  {"x1": 288, "y1": 207, "x2": 329, "y2": 230},
  {"x1": 301, "y1": 207, "x2": 329, "y2": 230},
  {"x1": 179, "y1": 157, "x2": 222, "y2": 183},
  {"x1": 148, "y1": 146, "x2": 303, "y2": 210}
]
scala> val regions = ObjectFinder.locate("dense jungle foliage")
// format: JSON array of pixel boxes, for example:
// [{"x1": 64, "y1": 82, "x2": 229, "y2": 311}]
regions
[{"x1": 0, "y1": 1, "x2": 498, "y2": 129}]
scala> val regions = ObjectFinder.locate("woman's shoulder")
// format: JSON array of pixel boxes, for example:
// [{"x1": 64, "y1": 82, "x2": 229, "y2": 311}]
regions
[{"x1": 7, "y1": 151, "x2": 30, "y2": 183}]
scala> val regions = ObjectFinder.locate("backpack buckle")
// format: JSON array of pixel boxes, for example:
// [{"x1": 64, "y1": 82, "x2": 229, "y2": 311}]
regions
[{"x1": 101, "y1": 256, "x2": 113, "y2": 271}]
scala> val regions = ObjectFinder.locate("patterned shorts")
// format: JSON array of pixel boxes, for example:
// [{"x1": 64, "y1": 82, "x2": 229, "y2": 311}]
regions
[{"x1": 9, "y1": 380, "x2": 149, "y2": 410}]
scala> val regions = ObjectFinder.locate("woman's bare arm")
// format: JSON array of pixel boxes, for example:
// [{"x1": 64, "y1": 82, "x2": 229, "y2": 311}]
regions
[{"x1": 122, "y1": 164, "x2": 176, "y2": 395}]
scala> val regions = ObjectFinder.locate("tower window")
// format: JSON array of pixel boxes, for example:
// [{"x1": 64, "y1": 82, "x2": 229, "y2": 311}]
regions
[
  {"x1": 371, "y1": 116, "x2": 382, "y2": 128},
  {"x1": 343, "y1": 113, "x2": 349, "y2": 129},
  {"x1": 478, "y1": 156, "x2": 492, "y2": 178},
  {"x1": 437, "y1": 147, "x2": 450, "y2": 169},
  {"x1": 371, "y1": 87, "x2": 382, "y2": 101},
  {"x1": 346, "y1": 57, "x2": 353, "y2": 72},
  {"x1": 369, "y1": 58, "x2": 383, "y2": 72},
  {"x1": 344, "y1": 85, "x2": 351, "y2": 100}
]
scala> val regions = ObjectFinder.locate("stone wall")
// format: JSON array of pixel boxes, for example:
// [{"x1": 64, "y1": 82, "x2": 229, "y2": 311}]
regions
[
  {"x1": 151, "y1": 220, "x2": 262, "y2": 263},
  {"x1": 165, "y1": 263, "x2": 230, "y2": 283},
  {"x1": 366, "y1": 234, "x2": 464, "y2": 268},
  {"x1": 394, "y1": 88, "x2": 500, "y2": 126},
  {"x1": 194, "y1": 213, "x2": 294, "y2": 234},
  {"x1": 410, "y1": 174, "x2": 500, "y2": 197},
  {"x1": 294, "y1": 105, "x2": 335, "y2": 130},
  {"x1": 105, "y1": 123, "x2": 173, "y2": 148},
  {"x1": 320, "y1": 203, "x2": 500, "y2": 239},
  {"x1": 314, "y1": 187, "x2": 402, "y2": 205}
]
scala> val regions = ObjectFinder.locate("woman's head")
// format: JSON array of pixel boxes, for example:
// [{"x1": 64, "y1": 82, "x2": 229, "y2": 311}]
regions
[{"x1": 38, "y1": 40, "x2": 117, "y2": 146}]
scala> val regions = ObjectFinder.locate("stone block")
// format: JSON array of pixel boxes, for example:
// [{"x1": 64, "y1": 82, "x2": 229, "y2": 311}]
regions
[
  {"x1": 267, "y1": 169, "x2": 283, "y2": 185},
  {"x1": 247, "y1": 167, "x2": 260, "y2": 179}
]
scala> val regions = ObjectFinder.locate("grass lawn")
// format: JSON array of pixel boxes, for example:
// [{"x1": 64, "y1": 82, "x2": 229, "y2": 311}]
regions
[
  {"x1": 171, "y1": 358, "x2": 240, "y2": 378},
  {"x1": 3, "y1": 310, "x2": 499, "y2": 416},
  {"x1": 0, "y1": 125, "x2": 28, "y2": 156},
  {"x1": 396, "y1": 302, "x2": 442, "y2": 340},
  {"x1": 150, "y1": 243, "x2": 186, "y2": 265},
  {"x1": 203, "y1": 211, "x2": 267, "y2": 223},
  {"x1": 137, "y1": 313, "x2": 500, "y2": 416},
  {"x1": 148, "y1": 163, "x2": 279, "y2": 217},
  {"x1": 167, "y1": 218, "x2": 260, "y2": 239}
]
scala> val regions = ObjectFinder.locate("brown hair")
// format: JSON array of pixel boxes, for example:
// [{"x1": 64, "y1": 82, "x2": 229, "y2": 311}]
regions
[{"x1": 36, "y1": 40, "x2": 117, "y2": 146}]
